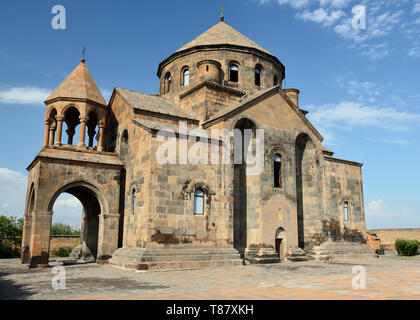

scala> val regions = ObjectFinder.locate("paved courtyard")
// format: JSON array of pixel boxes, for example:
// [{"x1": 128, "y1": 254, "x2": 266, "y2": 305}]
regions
[{"x1": 0, "y1": 255, "x2": 419, "y2": 300}]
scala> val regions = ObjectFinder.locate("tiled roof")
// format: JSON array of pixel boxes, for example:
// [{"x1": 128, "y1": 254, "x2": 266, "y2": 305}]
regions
[
  {"x1": 46, "y1": 59, "x2": 107, "y2": 106},
  {"x1": 176, "y1": 21, "x2": 271, "y2": 55},
  {"x1": 115, "y1": 87, "x2": 197, "y2": 121}
]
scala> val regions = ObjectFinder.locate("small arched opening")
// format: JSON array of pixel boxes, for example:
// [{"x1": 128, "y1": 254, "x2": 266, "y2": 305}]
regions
[
  {"x1": 164, "y1": 72, "x2": 172, "y2": 93},
  {"x1": 87, "y1": 111, "x2": 99, "y2": 149},
  {"x1": 229, "y1": 63, "x2": 239, "y2": 83},
  {"x1": 255, "y1": 65, "x2": 262, "y2": 86},
  {"x1": 275, "y1": 227, "x2": 286, "y2": 260},
  {"x1": 63, "y1": 107, "x2": 81, "y2": 146},
  {"x1": 182, "y1": 68, "x2": 190, "y2": 86}
]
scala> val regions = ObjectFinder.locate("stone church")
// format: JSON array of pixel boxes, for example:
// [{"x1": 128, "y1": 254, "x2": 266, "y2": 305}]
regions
[{"x1": 21, "y1": 17, "x2": 373, "y2": 270}]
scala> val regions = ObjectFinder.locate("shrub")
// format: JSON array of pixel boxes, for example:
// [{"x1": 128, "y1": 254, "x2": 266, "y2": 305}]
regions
[
  {"x1": 0, "y1": 242, "x2": 20, "y2": 259},
  {"x1": 51, "y1": 247, "x2": 72, "y2": 257},
  {"x1": 395, "y1": 239, "x2": 420, "y2": 256}
]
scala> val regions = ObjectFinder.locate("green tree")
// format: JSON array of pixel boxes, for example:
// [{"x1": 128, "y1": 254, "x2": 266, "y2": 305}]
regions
[
  {"x1": 0, "y1": 215, "x2": 23, "y2": 246},
  {"x1": 50, "y1": 223, "x2": 80, "y2": 236}
]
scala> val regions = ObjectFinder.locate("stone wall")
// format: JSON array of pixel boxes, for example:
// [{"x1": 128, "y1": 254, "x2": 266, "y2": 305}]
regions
[
  {"x1": 49, "y1": 235, "x2": 81, "y2": 251},
  {"x1": 367, "y1": 228, "x2": 420, "y2": 250}
]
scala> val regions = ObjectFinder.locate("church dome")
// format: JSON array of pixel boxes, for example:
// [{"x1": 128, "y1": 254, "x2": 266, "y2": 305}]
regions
[{"x1": 157, "y1": 20, "x2": 285, "y2": 102}]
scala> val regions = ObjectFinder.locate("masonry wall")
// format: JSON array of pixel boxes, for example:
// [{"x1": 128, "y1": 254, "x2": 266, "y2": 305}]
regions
[
  {"x1": 368, "y1": 228, "x2": 420, "y2": 250},
  {"x1": 49, "y1": 235, "x2": 81, "y2": 252}
]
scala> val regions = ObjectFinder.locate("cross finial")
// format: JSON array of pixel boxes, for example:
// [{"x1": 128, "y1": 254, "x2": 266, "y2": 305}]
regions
[
  {"x1": 219, "y1": 1, "x2": 227, "y2": 21},
  {"x1": 81, "y1": 46, "x2": 86, "y2": 63}
]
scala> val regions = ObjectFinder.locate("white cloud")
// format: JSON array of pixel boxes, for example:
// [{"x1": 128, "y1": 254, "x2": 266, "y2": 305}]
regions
[
  {"x1": 0, "y1": 168, "x2": 27, "y2": 218},
  {"x1": 0, "y1": 86, "x2": 50, "y2": 105},
  {"x1": 259, "y1": 0, "x2": 413, "y2": 60},
  {"x1": 309, "y1": 101, "x2": 420, "y2": 131},
  {"x1": 55, "y1": 197, "x2": 82, "y2": 208},
  {"x1": 364, "y1": 137, "x2": 413, "y2": 145},
  {"x1": 298, "y1": 8, "x2": 345, "y2": 26},
  {"x1": 413, "y1": 3, "x2": 420, "y2": 14}
]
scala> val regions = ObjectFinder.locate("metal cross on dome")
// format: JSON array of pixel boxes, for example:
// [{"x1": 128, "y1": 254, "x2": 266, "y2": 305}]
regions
[{"x1": 219, "y1": 1, "x2": 227, "y2": 21}]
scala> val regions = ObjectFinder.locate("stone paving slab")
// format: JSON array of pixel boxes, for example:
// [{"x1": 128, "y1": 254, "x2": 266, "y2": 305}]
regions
[{"x1": 0, "y1": 256, "x2": 419, "y2": 300}]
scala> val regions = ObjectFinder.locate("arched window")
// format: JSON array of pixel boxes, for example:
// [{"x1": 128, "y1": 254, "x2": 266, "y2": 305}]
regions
[
  {"x1": 274, "y1": 74, "x2": 279, "y2": 86},
  {"x1": 229, "y1": 63, "x2": 239, "y2": 82},
  {"x1": 344, "y1": 201, "x2": 349, "y2": 221},
  {"x1": 255, "y1": 66, "x2": 262, "y2": 86},
  {"x1": 274, "y1": 154, "x2": 282, "y2": 188},
  {"x1": 132, "y1": 189, "x2": 136, "y2": 215},
  {"x1": 193, "y1": 189, "x2": 204, "y2": 215},
  {"x1": 182, "y1": 68, "x2": 190, "y2": 86},
  {"x1": 164, "y1": 72, "x2": 172, "y2": 93}
]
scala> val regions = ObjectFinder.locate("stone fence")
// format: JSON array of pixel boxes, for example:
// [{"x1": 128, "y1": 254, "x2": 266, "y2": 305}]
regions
[
  {"x1": 367, "y1": 228, "x2": 420, "y2": 250},
  {"x1": 49, "y1": 235, "x2": 81, "y2": 251}
]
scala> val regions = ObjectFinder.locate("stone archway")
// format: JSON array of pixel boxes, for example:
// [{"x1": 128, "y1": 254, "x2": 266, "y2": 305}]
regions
[
  {"x1": 46, "y1": 181, "x2": 107, "y2": 262},
  {"x1": 50, "y1": 186, "x2": 101, "y2": 260},
  {"x1": 25, "y1": 180, "x2": 113, "y2": 267}
]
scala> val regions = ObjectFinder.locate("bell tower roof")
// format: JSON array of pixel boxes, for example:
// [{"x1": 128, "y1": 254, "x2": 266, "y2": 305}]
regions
[{"x1": 45, "y1": 59, "x2": 107, "y2": 106}]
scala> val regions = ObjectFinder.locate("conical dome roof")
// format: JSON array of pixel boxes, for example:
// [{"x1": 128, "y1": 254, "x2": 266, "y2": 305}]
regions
[
  {"x1": 176, "y1": 21, "x2": 271, "y2": 55},
  {"x1": 45, "y1": 59, "x2": 107, "y2": 106}
]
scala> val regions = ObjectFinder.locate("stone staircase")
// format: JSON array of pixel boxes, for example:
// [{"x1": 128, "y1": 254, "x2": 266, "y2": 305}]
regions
[
  {"x1": 109, "y1": 247, "x2": 244, "y2": 271},
  {"x1": 308, "y1": 240, "x2": 378, "y2": 262}
]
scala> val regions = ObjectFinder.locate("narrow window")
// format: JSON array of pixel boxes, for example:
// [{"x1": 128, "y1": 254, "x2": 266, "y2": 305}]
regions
[
  {"x1": 255, "y1": 66, "x2": 261, "y2": 86},
  {"x1": 194, "y1": 189, "x2": 204, "y2": 215},
  {"x1": 164, "y1": 72, "x2": 172, "y2": 93},
  {"x1": 344, "y1": 201, "x2": 349, "y2": 221},
  {"x1": 183, "y1": 68, "x2": 189, "y2": 86},
  {"x1": 229, "y1": 64, "x2": 238, "y2": 82},
  {"x1": 274, "y1": 154, "x2": 282, "y2": 188},
  {"x1": 132, "y1": 189, "x2": 136, "y2": 215},
  {"x1": 274, "y1": 74, "x2": 279, "y2": 86}
]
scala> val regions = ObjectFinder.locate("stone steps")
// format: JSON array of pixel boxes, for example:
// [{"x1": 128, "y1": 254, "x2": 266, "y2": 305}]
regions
[
  {"x1": 308, "y1": 241, "x2": 378, "y2": 262},
  {"x1": 109, "y1": 247, "x2": 244, "y2": 271}
]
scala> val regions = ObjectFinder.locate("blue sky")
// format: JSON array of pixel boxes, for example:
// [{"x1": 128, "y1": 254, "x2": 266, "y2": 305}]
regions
[{"x1": 0, "y1": 0, "x2": 419, "y2": 229}]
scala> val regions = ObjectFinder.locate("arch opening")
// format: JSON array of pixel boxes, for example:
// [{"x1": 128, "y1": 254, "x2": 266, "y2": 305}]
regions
[
  {"x1": 63, "y1": 107, "x2": 81, "y2": 146},
  {"x1": 49, "y1": 184, "x2": 103, "y2": 261},
  {"x1": 233, "y1": 118, "x2": 257, "y2": 253},
  {"x1": 295, "y1": 133, "x2": 315, "y2": 249}
]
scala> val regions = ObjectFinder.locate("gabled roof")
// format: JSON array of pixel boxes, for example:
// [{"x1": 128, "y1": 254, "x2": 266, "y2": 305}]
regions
[
  {"x1": 176, "y1": 21, "x2": 272, "y2": 55},
  {"x1": 202, "y1": 85, "x2": 324, "y2": 142},
  {"x1": 45, "y1": 59, "x2": 107, "y2": 106},
  {"x1": 114, "y1": 87, "x2": 197, "y2": 121}
]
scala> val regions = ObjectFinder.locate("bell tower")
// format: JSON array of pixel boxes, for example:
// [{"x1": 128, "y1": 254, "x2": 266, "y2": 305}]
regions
[{"x1": 42, "y1": 58, "x2": 108, "y2": 151}]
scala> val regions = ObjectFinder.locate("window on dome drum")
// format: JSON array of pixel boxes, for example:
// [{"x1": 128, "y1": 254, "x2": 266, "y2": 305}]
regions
[
  {"x1": 194, "y1": 189, "x2": 204, "y2": 215},
  {"x1": 344, "y1": 201, "x2": 349, "y2": 221},
  {"x1": 255, "y1": 66, "x2": 261, "y2": 86},
  {"x1": 132, "y1": 189, "x2": 136, "y2": 215},
  {"x1": 183, "y1": 68, "x2": 189, "y2": 86},
  {"x1": 164, "y1": 72, "x2": 172, "y2": 93},
  {"x1": 274, "y1": 74, "x2": 279, "y2": 86},
  {"x1": 229, "y1": 64, "x2": 239, "y2": 82},
  {"x1": 274, "y1": 154, "x2": 282, "y2": 188}
]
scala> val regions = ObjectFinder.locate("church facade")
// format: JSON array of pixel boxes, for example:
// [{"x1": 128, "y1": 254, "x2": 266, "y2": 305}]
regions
[{"x1": 21, "y1": 19, "x2": 367, "y2": 269}]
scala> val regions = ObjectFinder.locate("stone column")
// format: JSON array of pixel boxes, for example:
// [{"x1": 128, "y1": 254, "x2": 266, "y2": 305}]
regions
[
  {"x1": 54, "y1": 116, "x2": 64, "y2": 146},
  {"x1": 28, "y1": 211, "x2": 52, "y2": 268},
  {"x1": 66, "y1": 126, "x2": 76, "y2": 145},
  {"x1": 88, "y1": 127, "x2": 96, "y2": 148},
  {"x1": 98, "y1": 124, "x2": 105, "y2": 152},
  {"x1": 97, "y1": 213, "x2": 120, "y2": 261},
  {"x1": 20, "y1": 213, "x2": 32, "y2": 264},
  {"x1": 43, "y1": 121, "x2": 50, "y2": 147},
  {"x1": 49, "y1": 123, "x2": 56, "y2": 146},
  {"x1": 78, "y1": 116, "x2": 87, "y2": 148}
]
